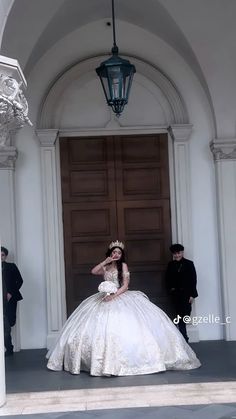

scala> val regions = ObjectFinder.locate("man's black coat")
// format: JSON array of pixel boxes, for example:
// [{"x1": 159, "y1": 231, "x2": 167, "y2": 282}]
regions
[
  {"x1": 2, "y1": 261, "x2": 23, "y2": 302},
  {"x1": 166, "y1": 257, "x2": 198, "y2": 315},
  {"x1": 2, "y1": 261, "x2": 23, "y2": 345}
]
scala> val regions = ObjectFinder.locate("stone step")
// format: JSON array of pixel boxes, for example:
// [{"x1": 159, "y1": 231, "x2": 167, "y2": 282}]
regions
[{"x1": 1, "y1": 381, "x2": 236, "y2": 416}]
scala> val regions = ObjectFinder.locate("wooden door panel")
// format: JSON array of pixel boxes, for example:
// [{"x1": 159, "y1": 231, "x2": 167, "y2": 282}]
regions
[
  {"x1": 64, "y1": 203, "x2": 116, "y2": 238},
  {"x1": 60, "y1": 134, "x2": 172, "y2": 316},
  {"x1": 68, "y1": 240, "x2": 108, "y2": 313},
  {"x1": 63, "y1": 201, "x2": 117, "y2": 315},
  {"x1": 118, "y1": 201, "x2": 171, "y2": 308},
  {"x1": 122, "y1": 168, "x2": 162, "y2": 197},
  {"x1": 115, "y1": 134, "x2": 169, "y2": 200},
  {"x1": 126, "y1": 238, "x2": 165, "y2": 266},
  {"x1": 119, "y1": 200, "x2": 169, "y2": 236},
  {"x1": 60, "y1": 137, "x2": 117, "y2": 315},
  {"x1": 68, "y1": 137, "x2": 107, "y2": 163},
  {"x1": 115, "y1": 134, "x2": 171, "y2": 310},
  {"x1": 60, "y1": 136, "x2": 115, "y2": 203},
  {"x1": 69, "y1": 169, "x2": 110, "y2": 197},
  {"x1": 118, "y1": 135, "x2": 161, "y2": 163}
]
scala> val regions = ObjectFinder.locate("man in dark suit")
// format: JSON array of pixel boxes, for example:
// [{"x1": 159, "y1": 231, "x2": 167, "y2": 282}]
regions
[
  {"x1": 166, "y1": 243, "x2": 198, "y2": 342},
  {"x1": 1, "y1": 246, "x2": 23, "y2": 356}
]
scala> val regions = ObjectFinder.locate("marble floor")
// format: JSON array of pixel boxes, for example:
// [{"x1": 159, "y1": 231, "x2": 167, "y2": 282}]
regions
[
  {"x1": 1, "y1": 404, "x2": 236, "y2": 419},
  {"x1": 1, "y1": 341, "x2": 236, "y2": 418}
]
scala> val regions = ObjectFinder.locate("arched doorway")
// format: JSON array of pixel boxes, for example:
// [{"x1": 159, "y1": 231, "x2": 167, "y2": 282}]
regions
[
  {"x1": 36, "y1": 55, "x2": 196, "y2": 347},
  {"x1": 60, "y1": 133, "x2": 171, "y2": 316}
]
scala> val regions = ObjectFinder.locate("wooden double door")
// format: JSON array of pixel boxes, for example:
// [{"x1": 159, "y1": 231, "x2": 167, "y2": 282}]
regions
[{"x1": 60, "y1": 134, "x2": 172, "y2": 316}]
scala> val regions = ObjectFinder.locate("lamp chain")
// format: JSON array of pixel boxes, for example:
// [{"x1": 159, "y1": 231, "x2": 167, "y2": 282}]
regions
[{"x1": 111, "y1": 0, "x2": 118, "y2": 52}]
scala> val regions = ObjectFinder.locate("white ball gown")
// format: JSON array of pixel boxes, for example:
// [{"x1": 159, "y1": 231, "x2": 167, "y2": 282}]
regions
[{"x1": 47, "y1": 269, "x2": 201, "y2": 376}]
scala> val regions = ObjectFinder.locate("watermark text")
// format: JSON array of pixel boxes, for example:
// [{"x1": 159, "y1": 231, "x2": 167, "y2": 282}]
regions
[{"x1": 173, "y1": 314, "x2": 231, "y2": 325}]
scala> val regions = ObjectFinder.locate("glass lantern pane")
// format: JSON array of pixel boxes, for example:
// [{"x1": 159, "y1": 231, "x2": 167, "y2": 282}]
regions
[
  {"x1": 125, "y1": 71, "x2": 134, "y2": 100},
  {"x1": 100, "y1": 74, "x2": 110, "y2": 102},
  {"x1": 108, "y1": 66, "x2": 123, "y2": 100}
]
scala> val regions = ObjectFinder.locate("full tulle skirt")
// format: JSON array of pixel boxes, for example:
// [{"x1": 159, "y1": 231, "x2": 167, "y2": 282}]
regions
[{"x1": 46, "y1": 291, "x2": 201, "y2": 376}]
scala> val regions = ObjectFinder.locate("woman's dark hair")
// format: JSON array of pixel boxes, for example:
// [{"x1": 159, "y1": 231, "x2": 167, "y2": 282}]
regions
[{"x1": 105, "y1": 246, "x2": 126, "y2": 286}]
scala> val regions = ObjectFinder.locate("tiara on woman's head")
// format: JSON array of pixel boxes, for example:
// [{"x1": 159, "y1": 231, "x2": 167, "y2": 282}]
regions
[{"x1": 109, "y1": 240, "x2": 124, "y2": 250}]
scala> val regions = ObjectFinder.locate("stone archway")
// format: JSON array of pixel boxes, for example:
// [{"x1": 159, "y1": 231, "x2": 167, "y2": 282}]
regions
[
  {"x1": 36, "y1": 55, "x2": 197, "y2": 348},
  {"x1": 39, "y1": 55, "x2": 189, "y2": 129}
]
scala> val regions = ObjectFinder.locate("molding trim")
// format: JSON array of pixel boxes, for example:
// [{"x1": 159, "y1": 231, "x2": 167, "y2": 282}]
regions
[
  {"x1": 168, "y1": 124, "x2": 193, "y2": 143},
  {"x1": 210, "y1": 137, "x2": 236, "y2": 339},
  {"x1": 168, "y1": 124, "x2": 193, "y2": 253},
  {"x1": 210, "y1": 138, "x2": 236, "y2": 161},
  {"x1": 36, "y1": 129, "x2": 66, "y2": 348},
  {"x1": 168, "y1": 123, "x2": 199, "y2": 341},
  {"x1": 36, "y1": 129, "x2": 59, "y2": 147}
]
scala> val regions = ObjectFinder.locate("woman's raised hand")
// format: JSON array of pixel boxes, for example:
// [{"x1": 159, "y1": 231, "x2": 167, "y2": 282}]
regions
[{"x1": 103, "y1": 256, "x2": 114, "y2": 265}]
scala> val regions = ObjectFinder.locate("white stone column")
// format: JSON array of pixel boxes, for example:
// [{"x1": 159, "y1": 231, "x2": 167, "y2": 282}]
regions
[
  {"x1": 36, "y1": 129, "x2": 66, "y2": 349},
  {"x1": 0, "y1": 56, "x2": 31, "y2": 405},
  {"x1": 0, "y1": 148, "x2": 22, "y2": 354},
  {"x1": 168, "y1": 124, "x2": 193, "y2": 252},
  {"x1": 0, "y1": 240, "x2": 6, "y2": 407},
  {"x1": 0, "y1": 55, "x2": 31, "y2": 244},
  {"x1": 0, "y1": 146, "x2": 17, "y2": 247},
  {"x1": 168, "y1": 124, "x2": 199, "y2": 342},
  {"x1": 0, "y1": 55, "x2": 31, "y2": 254},
  {"x1": 210, "y1": 139, "x2": 236, "y2": 340}
]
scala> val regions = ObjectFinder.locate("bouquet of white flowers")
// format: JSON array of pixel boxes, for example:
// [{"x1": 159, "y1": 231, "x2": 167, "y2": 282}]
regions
[{"x1": 98, "y1": 281, "x2": 117, "y2": 295}]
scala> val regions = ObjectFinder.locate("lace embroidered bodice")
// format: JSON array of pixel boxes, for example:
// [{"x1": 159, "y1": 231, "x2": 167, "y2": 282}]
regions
[{"x1": 104, "y1": 269, "x2": 120, "y2": 288}]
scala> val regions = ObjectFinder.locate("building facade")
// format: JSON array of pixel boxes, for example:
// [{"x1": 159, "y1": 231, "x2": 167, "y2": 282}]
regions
[{"x1": 0, "y1": 0, "x2": 236, "y2": 357}]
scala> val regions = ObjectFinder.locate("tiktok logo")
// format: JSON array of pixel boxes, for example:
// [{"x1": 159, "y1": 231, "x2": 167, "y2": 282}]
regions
[{"x1": 173, "y1": 315, "x2": 181, "y2": 324}]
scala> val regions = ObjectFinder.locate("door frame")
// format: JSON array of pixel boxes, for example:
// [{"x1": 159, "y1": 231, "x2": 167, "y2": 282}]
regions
[{"x1": 36, "y1": 124, "x2": 198, "y2": 349}]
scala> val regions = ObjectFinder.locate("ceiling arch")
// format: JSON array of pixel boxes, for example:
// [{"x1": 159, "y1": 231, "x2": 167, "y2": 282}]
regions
[
  {"x1": 2, "y1": 0, "x2": 210, "y2": 101},
  {"x1": 38, "y1": 55, "x2": 189, "y2": 129},
  {"x1": 1, "y1": 0, "x2": 219, "y2": 135}
]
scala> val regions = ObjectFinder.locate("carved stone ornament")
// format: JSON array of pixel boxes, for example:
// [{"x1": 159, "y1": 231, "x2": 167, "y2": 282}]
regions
[
  {"x1": 0, "y1": 146, "x2": 17, "y2": 169},
  {"x1": 210, "y1": 139, "x2": 236, "y2": 161},
  {"x1": 0, "y1": 74, "x2": 32, "y2": 146}
]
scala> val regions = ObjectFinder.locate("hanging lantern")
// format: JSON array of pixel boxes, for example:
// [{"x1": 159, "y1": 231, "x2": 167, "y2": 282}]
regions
[{"x1": 96, "y1": 0, "x2": 136, "y2": 116}]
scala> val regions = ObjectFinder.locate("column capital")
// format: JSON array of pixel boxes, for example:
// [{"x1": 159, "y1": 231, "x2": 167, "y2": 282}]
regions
[
  {"x1": 168, "y1": 124, "x2": 193, "y2": 142},
  {"x1": 36, "y1": 129, "x2": 59, "y2": 147},
  {"x1": 210, "y1": 138, "x2": 236, "y2": 161},
  {"x1": 0, "y1": 146, "x2": 17, "y2": 169},
  {"x1": 0, "y1": 56, "x2": 32, "y2": 146}
]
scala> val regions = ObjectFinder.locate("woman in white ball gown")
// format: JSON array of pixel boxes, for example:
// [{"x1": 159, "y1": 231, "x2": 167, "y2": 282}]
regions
[{"x1": 47, "y1": 240, "x2": 201, "y2": 376}]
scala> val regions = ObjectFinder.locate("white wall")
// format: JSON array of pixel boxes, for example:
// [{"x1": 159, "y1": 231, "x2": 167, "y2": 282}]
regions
[
  {"x1": 160, "y1": 0, "x2": 236, "y2": 138},
  {"x1": 0, "y1": 0, "x2": 14, "y2": 46},
  {"x1": 14, "y1": 127, "x2": 47, "y2": 348},
  {"x1": 12, "y1": 19, "x2": 221, "y2": 347}
]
